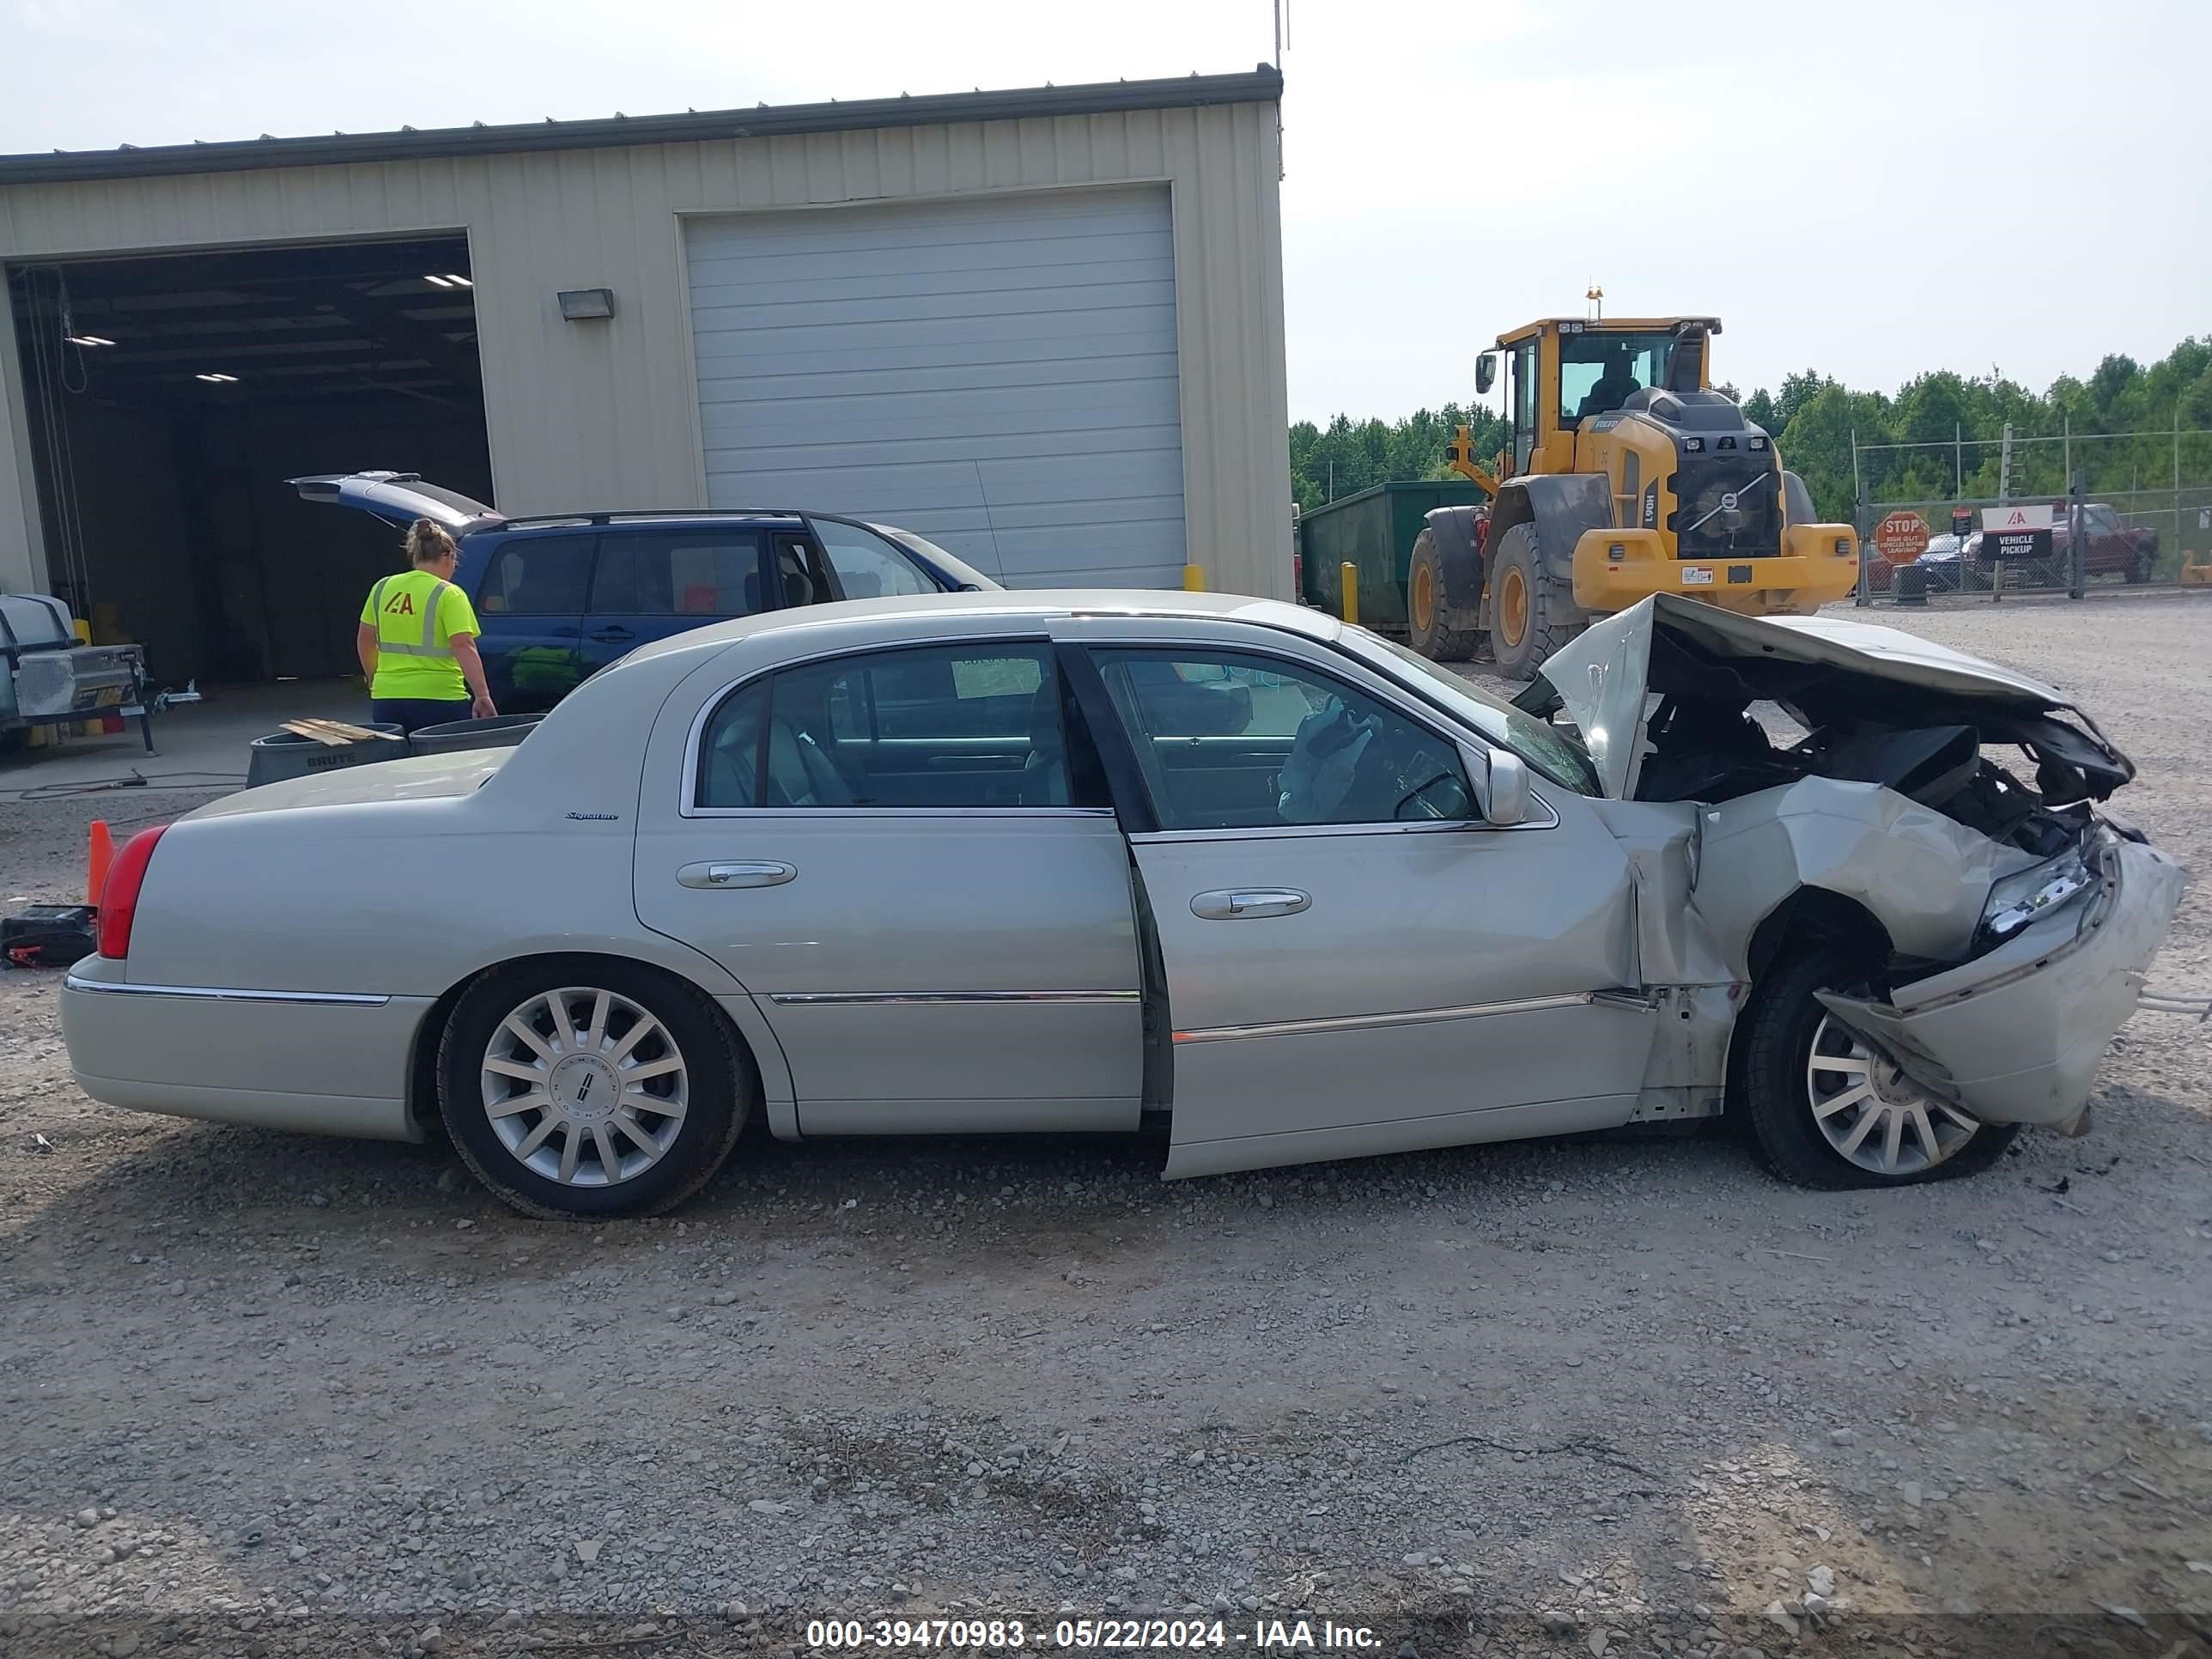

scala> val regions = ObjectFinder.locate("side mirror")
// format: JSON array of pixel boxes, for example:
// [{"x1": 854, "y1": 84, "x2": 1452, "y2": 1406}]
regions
[
  {"x1": 1474, "y1": 352, "x2": 1498, "y2": 397},
  {"x1": 1480, "y1": 747, "x2": 1530, "y2": 826}
]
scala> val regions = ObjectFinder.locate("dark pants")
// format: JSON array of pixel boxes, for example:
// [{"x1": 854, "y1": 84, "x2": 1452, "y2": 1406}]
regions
[{"x1": 371, "y1": 697, "x2": 470, "y2": 737}]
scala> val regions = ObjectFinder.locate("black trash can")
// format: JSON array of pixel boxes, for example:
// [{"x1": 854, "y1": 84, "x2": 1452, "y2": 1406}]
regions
[
  {"x1": 408, "y1": 713, "x2": 544, "y2": 757},
  {"x1": 245, "y1": 723, "x2": 405, "y2": 789},
  {"x1": 1893, "y1": 563, "x2": 1929, "y2": 606}
]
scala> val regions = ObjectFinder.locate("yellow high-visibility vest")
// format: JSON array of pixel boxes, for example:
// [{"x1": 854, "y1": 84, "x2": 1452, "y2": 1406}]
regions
[{"x1": 361, "y1": 569, "x2": 477, "y2": 700}]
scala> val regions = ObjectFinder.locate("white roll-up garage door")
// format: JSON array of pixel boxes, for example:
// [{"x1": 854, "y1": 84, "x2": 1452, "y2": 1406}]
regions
[{"x1": 685, "y1": 185, "x2": 1186, "y2": 588}]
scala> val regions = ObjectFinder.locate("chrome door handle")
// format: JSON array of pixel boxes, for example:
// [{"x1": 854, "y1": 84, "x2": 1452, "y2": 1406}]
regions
[
  {"x1": 1190, "y1": 887, "x2": 1310, "y2": 921},
  {"x1": 678, "y1": 860, "x2": 796, "y2": 890}
]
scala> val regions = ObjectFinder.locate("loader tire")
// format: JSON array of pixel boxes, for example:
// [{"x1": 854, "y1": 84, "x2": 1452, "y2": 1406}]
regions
[
  {"x1": 1486, "y1": 522, "x2": 1581, "y2": 681},
  {"x1": 1406, "y1": 529, "x2": 1482, "y2": 661}
]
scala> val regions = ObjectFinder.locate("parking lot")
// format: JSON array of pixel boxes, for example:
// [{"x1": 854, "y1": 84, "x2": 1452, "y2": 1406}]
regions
[{"x1": 3, "y1": 592, "x2": 2209, "y2": 1658}]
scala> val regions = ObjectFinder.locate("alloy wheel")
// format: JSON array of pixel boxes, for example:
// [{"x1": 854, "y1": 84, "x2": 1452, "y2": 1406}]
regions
[
  {"x1": 479, "y1": 986, "x2": 690, "y2": 1187},
  {"x1": 1805, "y1": 1012, "x2": 1978, "y2": 1176}
]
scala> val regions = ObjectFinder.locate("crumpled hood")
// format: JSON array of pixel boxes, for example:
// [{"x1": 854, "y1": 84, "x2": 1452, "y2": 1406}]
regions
[{"x1": 1516, "y1": 595, "x2": 2132, "y2": 801}]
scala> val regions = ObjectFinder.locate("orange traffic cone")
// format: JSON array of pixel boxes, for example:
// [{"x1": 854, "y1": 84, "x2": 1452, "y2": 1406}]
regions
[{"x1": 87, "y1": 820, "x2": 115, "y2": 908}]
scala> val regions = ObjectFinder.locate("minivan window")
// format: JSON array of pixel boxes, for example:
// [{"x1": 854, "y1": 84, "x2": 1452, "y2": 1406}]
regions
[
  {"x1": 591, "y1": 531, "x2": 768, "y2": 617},
  {"x1": 810, "y1": 519, "x2": 934, "y2": 599},
  {"x1": 477, "y1": 535, "x2": 594, "y2": 616}
]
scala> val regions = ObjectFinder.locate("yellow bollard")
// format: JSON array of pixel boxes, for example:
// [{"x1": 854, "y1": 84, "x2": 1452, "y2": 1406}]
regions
[
  {"x1": 1182, "y1": 563, "x2": 1206, "y2": 592},
  {"x1": 1339, "y1": 562, "x2": 1358, "y2": 625}
]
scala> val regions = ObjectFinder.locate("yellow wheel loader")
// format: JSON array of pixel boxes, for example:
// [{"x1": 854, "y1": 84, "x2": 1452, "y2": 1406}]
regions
[{"x1": 1427, "y1": 317, "x2": 1860, "y2": 679}]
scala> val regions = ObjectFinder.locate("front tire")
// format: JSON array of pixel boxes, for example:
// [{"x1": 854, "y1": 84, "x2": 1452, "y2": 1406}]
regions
[
  {"x1": 1406, "y1": 529, "x2": 1481, "y2": 661},
  {"x1": 1486, "y1": 522, "x2": 1583, "y2": 681},
  {"x1": 437, "y1": 958, "x2": 753, "y2": 1219},
  {"x1": 1731, "y1": 945, "x2": 2017, "y2": 1189}
]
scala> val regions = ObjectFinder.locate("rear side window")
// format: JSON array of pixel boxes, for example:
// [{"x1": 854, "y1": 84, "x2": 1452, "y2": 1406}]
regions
[
  {"x1": 592, "y1": 530, "x2": 768, "y2": 617},
  {"x1": 476, "y1": 535, "x2": 594, "y2": 616},
  {"x1": 694, "y1": 643, "x2": 1091, "y2": 811}
]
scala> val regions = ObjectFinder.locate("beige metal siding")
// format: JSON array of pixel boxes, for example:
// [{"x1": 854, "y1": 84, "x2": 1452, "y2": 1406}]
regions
[{"x1": 0, "y1": 102, "x2": 1290, "y2": 601}]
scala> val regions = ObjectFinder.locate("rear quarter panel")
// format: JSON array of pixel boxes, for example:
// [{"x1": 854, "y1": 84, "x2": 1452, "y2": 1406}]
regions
[{"x1": 125, "y1": 642, "x2": 739, "y2": 1002}]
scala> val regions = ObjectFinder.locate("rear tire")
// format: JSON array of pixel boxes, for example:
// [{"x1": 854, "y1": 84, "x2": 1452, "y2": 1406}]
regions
[
  {"x1": 437, "y1": 957, "x2": 754, "y2": 1219},
  {"x1": 1731, "y1": 944, "x2": 2018, "y2": 1189},
  {"x1": 1406, "y1": 529, "x2": 1481, "y2": 661},
  {"x1": 1486, "y1": 522, "x2": 1583, "y2": 681}
]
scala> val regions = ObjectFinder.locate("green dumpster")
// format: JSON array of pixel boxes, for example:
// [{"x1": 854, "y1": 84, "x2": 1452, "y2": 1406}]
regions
[{"x1": 1296, "y1": 480, "x2": 1488, "y2": 630}]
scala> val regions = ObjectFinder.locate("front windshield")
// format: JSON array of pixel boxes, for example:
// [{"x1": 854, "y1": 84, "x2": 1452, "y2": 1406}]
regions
[
  {"x1": 1558, "y1": 331, "x2": 1673, "y2": 424},
  {"x1": 1334, "y1": 629, "x2": 1601, "y2": 796}
]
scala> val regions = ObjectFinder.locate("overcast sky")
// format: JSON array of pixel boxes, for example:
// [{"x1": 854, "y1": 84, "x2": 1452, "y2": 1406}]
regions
[{"x1": 3, "y1": 0, "x2": 2203, "y2": 422}]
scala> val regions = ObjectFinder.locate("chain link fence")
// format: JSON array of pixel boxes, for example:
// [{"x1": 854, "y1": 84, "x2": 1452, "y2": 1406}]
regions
[{"x1": 1851, "y1": 425, "x2": 2212, "y2": 605}]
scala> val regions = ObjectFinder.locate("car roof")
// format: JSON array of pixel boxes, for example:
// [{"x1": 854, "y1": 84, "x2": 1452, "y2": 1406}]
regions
[{"x1": 621, "y1": 588, "x2": 1339, "y2": 667}]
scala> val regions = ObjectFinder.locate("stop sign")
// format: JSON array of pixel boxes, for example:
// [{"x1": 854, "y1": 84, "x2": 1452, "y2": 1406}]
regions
[{"x1": 1875, "y1": 510, "x2": 1930, "y2": 564}]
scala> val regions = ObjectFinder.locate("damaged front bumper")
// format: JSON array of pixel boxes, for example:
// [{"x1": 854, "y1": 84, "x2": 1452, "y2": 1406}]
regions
[{"x1": 1817, "y1": 833, "x2": 2186, "y2": 1128}]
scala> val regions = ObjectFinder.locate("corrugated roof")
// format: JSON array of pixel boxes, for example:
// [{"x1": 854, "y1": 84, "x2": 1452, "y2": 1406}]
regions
[{"x1": 0, "y1": 68, "x2": 1283, "y2": 187}]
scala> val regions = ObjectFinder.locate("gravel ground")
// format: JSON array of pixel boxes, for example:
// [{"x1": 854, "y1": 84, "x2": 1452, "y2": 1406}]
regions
[{"x1": 3, "y1": 593, "x2": 2209, "y2": 1659}]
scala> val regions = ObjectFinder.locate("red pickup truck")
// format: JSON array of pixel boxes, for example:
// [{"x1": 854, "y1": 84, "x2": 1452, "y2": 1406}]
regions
[{"x1": 2049, "y1": 502, "x2": 2159, "y2": 583}]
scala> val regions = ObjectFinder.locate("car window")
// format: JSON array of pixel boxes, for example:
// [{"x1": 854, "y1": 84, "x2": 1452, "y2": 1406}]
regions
[
  {"x1": 774, "y1": 535, "x2": 839, "y2": 607},
  {"x1": 809, "y1": 519, "x2": 935, "y2": 599},
  {"x1": 1091, "y1": 647, "x2": 1474, "y2": 831},
  {"x1": 592, "y1": 530, "x2": 767, "y2": 617},
  {"x1": 694, "y1": 642, "x2": 1080, "y2": 810},
  {"x1": 1334, "y1": 629, "x2": 1601, "y2": 796},
  {"x1": 476, "y1": 535, "x2": 593, "y2": 616}
]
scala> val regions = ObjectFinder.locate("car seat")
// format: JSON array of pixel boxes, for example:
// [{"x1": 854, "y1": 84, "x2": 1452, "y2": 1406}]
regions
[{"x1": 765, "y1": 719, "x2": 853, "y2": 806}]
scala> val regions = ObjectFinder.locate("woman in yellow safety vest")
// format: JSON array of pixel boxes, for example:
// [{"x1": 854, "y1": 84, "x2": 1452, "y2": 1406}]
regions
[{"x1": 356, "y1": 519, "x2": 498, "y2": 735}]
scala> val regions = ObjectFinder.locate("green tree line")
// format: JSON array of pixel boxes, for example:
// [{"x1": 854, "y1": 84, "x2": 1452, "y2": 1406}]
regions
[
  {"x1": 1287, "y1": 405, "x2": 1509, "y2": 518},
  {"x1": 1291, "y1": 337, "x2": 2212, "y2": 532}
]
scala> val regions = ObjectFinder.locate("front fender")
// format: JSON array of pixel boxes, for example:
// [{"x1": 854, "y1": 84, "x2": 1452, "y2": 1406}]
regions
[
  {"x1": 1421, "y1": 505, "x2": 1488, "y2": 614},
  {"x1": 1492, "y1": 473, "x2": 1614, "y2": 586},
  {"x1": 1690, "y1": 778, "x2": 2038, "y2": 979}
]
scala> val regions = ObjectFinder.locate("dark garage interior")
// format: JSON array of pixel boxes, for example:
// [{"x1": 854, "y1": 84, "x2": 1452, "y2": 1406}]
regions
[{"x1": 6, "y1": 234, "x2": 492, "y2": 686}]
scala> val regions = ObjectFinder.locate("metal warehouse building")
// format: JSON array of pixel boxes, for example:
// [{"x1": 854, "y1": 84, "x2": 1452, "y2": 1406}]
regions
[{"x1": 0, "y1": 69, "x2": 1289, "y2": 685}]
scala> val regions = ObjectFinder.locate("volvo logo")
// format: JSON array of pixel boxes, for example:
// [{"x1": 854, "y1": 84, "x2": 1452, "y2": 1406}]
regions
[{"x1": 1719, "y1": 491, "x2": 1740, "y2": 512}]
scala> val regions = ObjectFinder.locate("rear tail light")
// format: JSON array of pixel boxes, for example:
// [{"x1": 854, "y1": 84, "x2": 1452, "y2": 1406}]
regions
[{"x1": 95, "y1": 824, "x2": 170, "y2": 960}]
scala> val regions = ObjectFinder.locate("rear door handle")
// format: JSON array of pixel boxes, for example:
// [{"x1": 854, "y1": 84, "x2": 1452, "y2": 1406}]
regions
[
  {"x1": 1190, "y1": 887, "x2": 1310, "y2": 921},
  {"x1": 591, "y1": 625, "x2": 635, "y2": 643},
  {"x1": 678, "y1": 860, "x2": 796, "y2": 890}
]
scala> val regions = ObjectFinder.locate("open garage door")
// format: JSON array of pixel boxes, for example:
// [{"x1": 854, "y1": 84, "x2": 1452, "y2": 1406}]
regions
[
  {"x1": 7, "y1": 234, "x2": 490, "y2": 687},
  {"x1": 685, "y1": 186, "x2": 1187, "y2": 589}
]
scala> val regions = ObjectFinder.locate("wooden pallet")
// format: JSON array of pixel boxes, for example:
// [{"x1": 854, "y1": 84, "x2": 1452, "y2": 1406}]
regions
[{"x1": 281, "y1": 718, "x2": 406, "y2": 746}]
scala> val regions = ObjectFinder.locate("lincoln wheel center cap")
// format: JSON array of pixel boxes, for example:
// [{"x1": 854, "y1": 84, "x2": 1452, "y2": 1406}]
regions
[
  {"x1": 549, "y1": 1054, "x2": 619, "y2": 1121},
  {"x1": 1871, "y1": 1056, "x2": 1914, "y2": 1104}
]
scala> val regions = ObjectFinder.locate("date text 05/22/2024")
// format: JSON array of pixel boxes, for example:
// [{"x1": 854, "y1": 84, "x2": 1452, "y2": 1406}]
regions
[{"x1": 802, "y1": 1618, "x2": 1387, "y2": 1650}]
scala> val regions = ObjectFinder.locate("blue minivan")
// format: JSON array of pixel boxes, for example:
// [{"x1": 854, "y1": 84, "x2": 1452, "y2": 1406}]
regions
[{"x1": 294, "y1": 471, "x2": 1000, "y2": 712}]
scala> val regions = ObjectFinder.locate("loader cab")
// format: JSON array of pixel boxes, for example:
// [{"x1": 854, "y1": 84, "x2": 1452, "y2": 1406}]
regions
[{"x1": 1477, "y1": 318, "x2": 1721, "y2": 483}]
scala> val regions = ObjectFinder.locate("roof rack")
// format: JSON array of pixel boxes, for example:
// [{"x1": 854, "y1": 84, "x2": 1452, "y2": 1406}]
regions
[
  {"x1": 490, "y1": 507, "x2": 811, "y2": 529},
  {"x1": 489, "y1": 507, "x2": 903, "y2": 532}
]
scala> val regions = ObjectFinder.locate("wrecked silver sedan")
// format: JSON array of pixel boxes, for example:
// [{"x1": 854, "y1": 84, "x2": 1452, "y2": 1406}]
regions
[
  {"x1": 1514, "y1": 595, "x2": 2185, "y2": 1184},
  {"x1": 64, "y1": 590, "x2": 2182, "y2": 1217}
]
